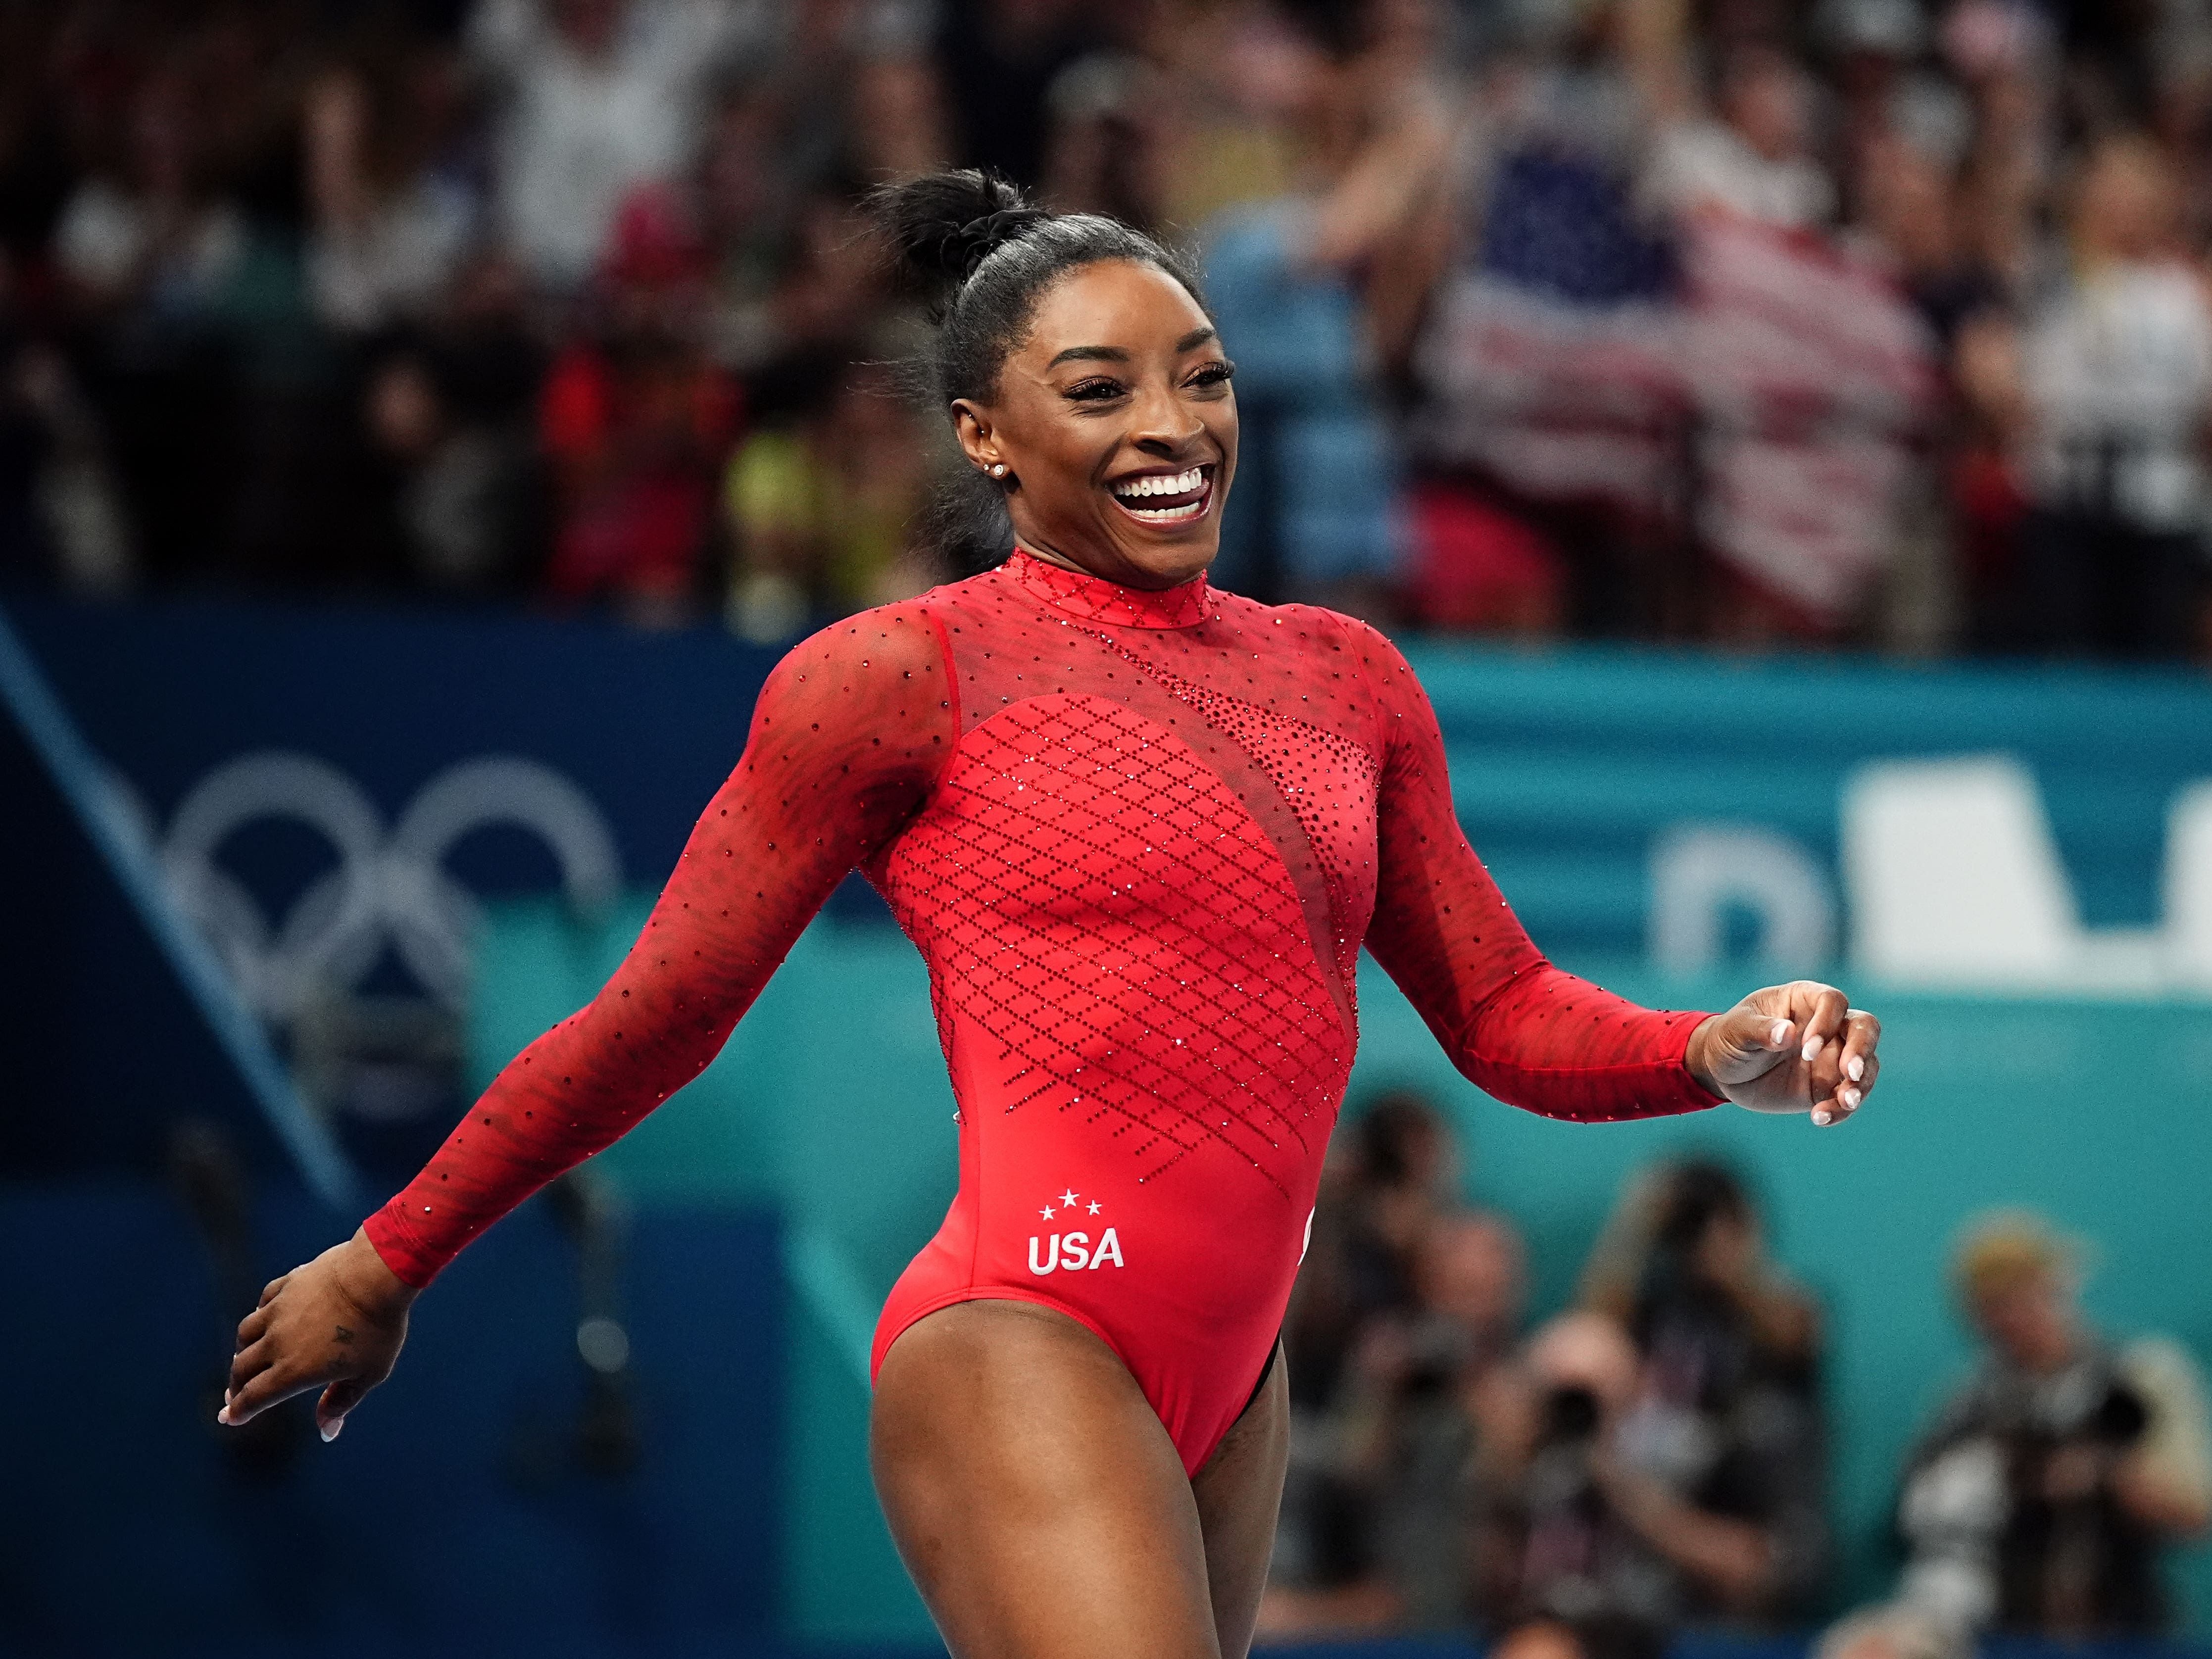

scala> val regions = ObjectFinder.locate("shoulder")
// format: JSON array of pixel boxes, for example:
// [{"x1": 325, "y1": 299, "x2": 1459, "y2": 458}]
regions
[
  {"x1": 1209, "y1": 589, "x2": 1408, "y2": 666},
  {"x1": 779, "y1": 595, "x2": 948, "y2": 669},
  {"x1": 2120, "y1": 1335, "x2": 2212, "y2": 1414},
  {"x1": 754, "y1": 598, "x2": 954, "y2": 736},
  {"x1": 1246, "y1": 597, "x2": 1426, "y2": 709}
]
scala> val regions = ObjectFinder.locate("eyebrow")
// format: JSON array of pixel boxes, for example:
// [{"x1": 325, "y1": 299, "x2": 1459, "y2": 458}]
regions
[{"x1": 1044, "y1": 326, "x2": 1219, "y2": 370}]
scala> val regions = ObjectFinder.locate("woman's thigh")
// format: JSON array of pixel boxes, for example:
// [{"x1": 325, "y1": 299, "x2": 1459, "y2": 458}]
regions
[
  {"x1": 871, "y1": 1299, "x2": 1257, "y2": 1659},
  {"x1": 1192, "y1": 1342, "x2": 1289, "y2": 1659}
]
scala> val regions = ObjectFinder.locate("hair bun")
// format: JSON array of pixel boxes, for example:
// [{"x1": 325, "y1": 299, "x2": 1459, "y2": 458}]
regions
[{"x1": 871, "y1": 170, "x2": 1050, "y2": 294}]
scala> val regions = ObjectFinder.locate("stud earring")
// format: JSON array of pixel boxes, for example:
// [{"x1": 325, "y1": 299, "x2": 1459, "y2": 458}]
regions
[{"x1": 988, "y1": 463, "x2": 1008, "y2": 479}]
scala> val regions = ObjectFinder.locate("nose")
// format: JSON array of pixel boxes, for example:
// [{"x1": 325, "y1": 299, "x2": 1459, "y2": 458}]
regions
[{"x1": 1128, "y1": 378, "x2": 1206, "y2": 458}]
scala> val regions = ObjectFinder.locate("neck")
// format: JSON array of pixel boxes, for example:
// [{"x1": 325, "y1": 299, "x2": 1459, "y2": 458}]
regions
[{"x1": 1012, "y1": 538, "x2": 1206, "y2": 594}]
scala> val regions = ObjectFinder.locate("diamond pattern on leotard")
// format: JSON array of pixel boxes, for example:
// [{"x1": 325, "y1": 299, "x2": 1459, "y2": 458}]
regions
[
  {"x1": 1081, "y1": 635, "x2": 1382, "y2": 984},
  {"x1": 364, "y1": 567, "x2": 1719, "y2": 1297},
  {"x1": 880, "y1": 693, "x2": 1351, "y2": 1197}
]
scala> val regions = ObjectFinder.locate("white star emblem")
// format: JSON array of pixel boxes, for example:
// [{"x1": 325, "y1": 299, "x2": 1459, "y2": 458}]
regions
[
  {"x1": 1087, "y1": 1201, "x2": 1102, "y2": 1215},
  {"x1": 1040, "y1": 1205, "x2": 1055, "y2": 1220},
  {"x1": 1059, "y1": 1189, "x2": 1081, "y2": 1209}
]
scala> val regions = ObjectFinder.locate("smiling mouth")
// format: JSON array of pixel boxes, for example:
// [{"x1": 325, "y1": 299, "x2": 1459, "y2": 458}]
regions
[{"x1": 1107, "y1": 463, "x2": 1214, "y2": 526}]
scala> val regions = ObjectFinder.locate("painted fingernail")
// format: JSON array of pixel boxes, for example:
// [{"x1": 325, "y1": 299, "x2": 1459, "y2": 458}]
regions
[
  {"x1": 1812, "y1": 1108, "x2": 1832, "y2": 1126},
  {"x1": 320, "y1": 1417, "x2": 345, "y2": 1444},
  {"x1": 216, "y1": 1407, "x2": 231, "y2": 1426},
  {"x1": 1841, "y1": 1087, "x2": 1862, "y2": 1111},
  {"x1": 1847, "y1": 1055, "x2": 1865, "y2": 1082},
  {"x1": 1770, "y1": 1020, "x2": 1790, "y2": 1047},
  {"x1": 1802, "y1": 1037, "x2": 1822, "y2": 1063}
]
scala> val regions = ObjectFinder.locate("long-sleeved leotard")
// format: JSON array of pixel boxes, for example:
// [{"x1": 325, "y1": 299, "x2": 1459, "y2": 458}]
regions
[{"x1": 366, "y1": 550, "x2": 1720, "y2": 1473}]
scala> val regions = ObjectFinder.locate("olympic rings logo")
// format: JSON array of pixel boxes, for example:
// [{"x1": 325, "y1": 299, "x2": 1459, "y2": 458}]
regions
[{"x1": 154, "y1": 751, "x2": 622, "y2": 1025}]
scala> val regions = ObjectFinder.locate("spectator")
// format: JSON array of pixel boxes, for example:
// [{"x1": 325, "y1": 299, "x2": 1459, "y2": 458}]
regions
[
  {"x1": 1481, "y1": 1295, "x2": 1821, "y2": 1637},
  {"x1": 50, "y1": 65, "x2": 248, "y2": 324},
  {"x1": 1640, "y1": 42, "x2": 1836, "y2": 232},
  {"x1": 0, "y1": 288, "x2": 132, "y2": 592},
  {"x1": 1197, "y1": 0, "x2": 1447, "y2": 611},
  {"x1": 694, "y1": 0, "x2": 945, "y2": 337},
  {"x1": 1271, "y1": 1211, "x2": 1529, "y2": 1633},
  {"x1": 934, "y1": 0, "x2": 1099, "y2": 189},
  {"x1": 302, "y1": 49, "x2": 480, "y2": 336},
  {"x1": 1476, "y1": 1310, "x2": 1661, "y2": 1635},
  {"x1": 1896, "y1": 1211, "x2": 2212, "y2": 1638},
  {"x1": 469, "y1": 0, "x2": 767, "y2": 292},
  {"x1": 1268, "y1": 1091, "x2": 1474, "y2": 1630},
  {"x1": 721, "y1": 355, "x2": 939, "y2": 641},
  {"x1": 1569, "y1": 1159, "x2": 1831, "y2": 1624},
  {"x1": 1363, "y1": 1210, "x2": 1529, "y2": 1627},
  {"x1": 49, "y1": 55, "x2": 253, "y2": 585},
  {"x1": 1581, "y1": 1159, "x2": 1820, "y2": 1388},
  {"x1": 1285, "y1": 1090, "x2": 1464, "y2": 1411},
  {"x1": 539, "y1": 186, "x2": 739, "y2": 620},
  {"x1": 1965, "y1": 134, "x2": 2212, "y2": 658},
  {"x1": 357, "y1": 318, "x2": 549, "y2": 598}
]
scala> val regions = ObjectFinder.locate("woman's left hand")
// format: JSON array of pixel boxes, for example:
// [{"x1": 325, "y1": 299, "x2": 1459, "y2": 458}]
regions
[{"x1": 1685, "y1": 981, "x2": 1880, "y2": 1127}]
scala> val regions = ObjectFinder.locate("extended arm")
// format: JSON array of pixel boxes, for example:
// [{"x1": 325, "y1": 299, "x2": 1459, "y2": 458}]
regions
[
  {"x1": 1354, "y1": 623, "x2": 1720, "y2": 1121},
  {"x1": 222, "y1": 605, "x2": 956, "y2": 1431},
  {"x1": 1353, "y1": 623, "x2": 1881, "y2": 1122}
]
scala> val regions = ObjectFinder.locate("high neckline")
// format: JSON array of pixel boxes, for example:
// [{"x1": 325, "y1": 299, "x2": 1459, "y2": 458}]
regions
[{"x1": 1003, "y1": 547, "x2": 1215, "y2": 630}]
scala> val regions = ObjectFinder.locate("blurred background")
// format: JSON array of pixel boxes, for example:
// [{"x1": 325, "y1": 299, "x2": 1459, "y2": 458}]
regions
[{"x1": 3, "y1": 0, "x2": 2212, "y2": 1656}]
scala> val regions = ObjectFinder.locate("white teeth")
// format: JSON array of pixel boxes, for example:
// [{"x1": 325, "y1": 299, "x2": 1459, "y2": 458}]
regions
[{"x1": 1113, "y1": 466, "x2": 1206, "y2": 502}]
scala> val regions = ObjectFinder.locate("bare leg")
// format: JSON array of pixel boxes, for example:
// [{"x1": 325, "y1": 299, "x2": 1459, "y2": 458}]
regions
[
  {"x1": 871, "y1": 1303, "x2": 1287, "y2": 1659},
  {"x1": 1192, "y1": 1342, "x2": 1289, "y2": 1659}
]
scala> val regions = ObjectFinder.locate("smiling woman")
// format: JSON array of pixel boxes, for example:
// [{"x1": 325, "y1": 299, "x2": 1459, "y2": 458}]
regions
[
  {"x1": 875, "y1": 169, "x2": 1240, "y2": 587},
  {"x1": 218, "y1": 171, "x2": 1883, "y2": 1659}
]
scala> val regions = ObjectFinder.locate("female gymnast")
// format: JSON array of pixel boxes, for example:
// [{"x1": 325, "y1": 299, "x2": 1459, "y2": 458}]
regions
[{"x1": 221, "y1": 171, "x2": 1881, "y2": 1659}]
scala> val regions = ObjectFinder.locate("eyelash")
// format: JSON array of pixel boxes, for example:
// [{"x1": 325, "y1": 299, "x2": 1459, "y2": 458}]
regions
[{"x1": 1063, "y1": 362, "x2": 1236, "y2": 403}]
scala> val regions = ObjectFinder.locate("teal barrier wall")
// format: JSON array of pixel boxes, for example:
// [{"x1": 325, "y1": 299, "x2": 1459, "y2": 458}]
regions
[{"x1": 471, "y1": 903, "x2": 2212, "y2": 1645}]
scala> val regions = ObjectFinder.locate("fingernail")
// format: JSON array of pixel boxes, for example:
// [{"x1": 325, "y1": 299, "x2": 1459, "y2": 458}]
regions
[
  {"x1": 320, "y1": 1417, "x2": 344, "y2": 1444},
  {"x1": 1841, "y1": 1086, "x2": 1862, "y2": 1111},
  {"x1": 216, "y1": 1407, "x2": 231, "y2": 1426},
  {"x1": 1847, "y1": 1055, "x2": 1865, "y2": 1082},
  {"x1": 1770, "y1": 1020, "x2": 1790, "y2": 1047},
  {"x1": 1812, "y1": 1108, "x2": 1832, "y2": 1126},
  {"x1": 1802, "y1": 1037, "x2": 1821, "y2": 1063}
]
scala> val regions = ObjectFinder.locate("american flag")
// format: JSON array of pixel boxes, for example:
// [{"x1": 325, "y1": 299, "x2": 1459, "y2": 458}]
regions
[{"x1": 1420, "y1": 199, "x2": 1939, "y2": 624}]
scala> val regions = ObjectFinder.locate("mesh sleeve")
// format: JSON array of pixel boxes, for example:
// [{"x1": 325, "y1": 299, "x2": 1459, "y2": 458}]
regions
[
  {"x1": 1352, "y1": 622, "x2": 1720, "y2": 1122},
  {"x1": 363, "y1": 603, "x2": 958, "y2": 1286}
]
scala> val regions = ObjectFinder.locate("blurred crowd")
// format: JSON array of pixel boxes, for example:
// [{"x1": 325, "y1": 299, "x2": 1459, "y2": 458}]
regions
[
  {"x1": 1264, "y1": 1095, "x2": 2212, "y2": 1651},
  {"x1": 6, "y1": 0, "x2": 2212, "y2": 657}
]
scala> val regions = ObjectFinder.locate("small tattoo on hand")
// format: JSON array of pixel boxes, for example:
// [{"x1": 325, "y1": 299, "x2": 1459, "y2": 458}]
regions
[{"x1": 334, "y1": 1325, "x2": 355, "y2": 1345}]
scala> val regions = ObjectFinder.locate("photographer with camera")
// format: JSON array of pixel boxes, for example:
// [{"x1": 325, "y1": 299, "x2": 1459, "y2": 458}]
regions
[
  {"x1": 1480, "y1": 1297, "x2": 1822, "y2": 1643},
  {"x1": 1264, "y1": 1191, "x2": 1528, "y2": 1636},
  {"x1": 1897, "y1": 1213, "x2": 2212, "y2": 1637}
]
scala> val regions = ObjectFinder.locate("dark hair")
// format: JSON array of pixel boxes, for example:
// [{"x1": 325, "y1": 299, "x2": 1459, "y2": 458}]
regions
[
  {"x1": 1652, "y1": 1159, "x2": 1752, "y2": 1254},
  {"x1": 1351, "y1": 1090, "x2": 1447, "y2": 1188},
  {"x1": 868, "y1": 169, "x2": 1209, "y2": 564}
]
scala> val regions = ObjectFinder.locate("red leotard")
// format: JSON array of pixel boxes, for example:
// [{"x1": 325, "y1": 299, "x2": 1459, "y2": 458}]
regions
[{"x1": 365, "y1": 551, "x2": 1720, "y2": 1474}]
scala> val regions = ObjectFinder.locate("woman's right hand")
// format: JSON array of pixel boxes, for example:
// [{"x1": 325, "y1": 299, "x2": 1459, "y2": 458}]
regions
[{"x1": 220, "y1": 1228, "x2": 417, "y2": 1442}]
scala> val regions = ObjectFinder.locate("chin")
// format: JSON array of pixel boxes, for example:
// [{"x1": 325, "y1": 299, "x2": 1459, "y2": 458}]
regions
[{"x1": 1116, "y1": 538, "x2": 1218, "y2": 587}]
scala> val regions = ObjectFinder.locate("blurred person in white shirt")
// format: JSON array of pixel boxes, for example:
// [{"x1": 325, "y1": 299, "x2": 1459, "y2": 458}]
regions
[
  {"x1": 1961, "y1": 134, "x2": 2212, "y2": 656},
  {"x1": 1897, "y1": 1211, "x2": 2212, "y2": 1637},
  {"x1": 1643, "y1": 44, "x2": 1835, "y2": 230},
  {"x1": 302, "y1": 49, "x2": 480, "y2": 334},
  {"x1": 468, "y1": 0, "x2": 768, "y2": 291}
]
